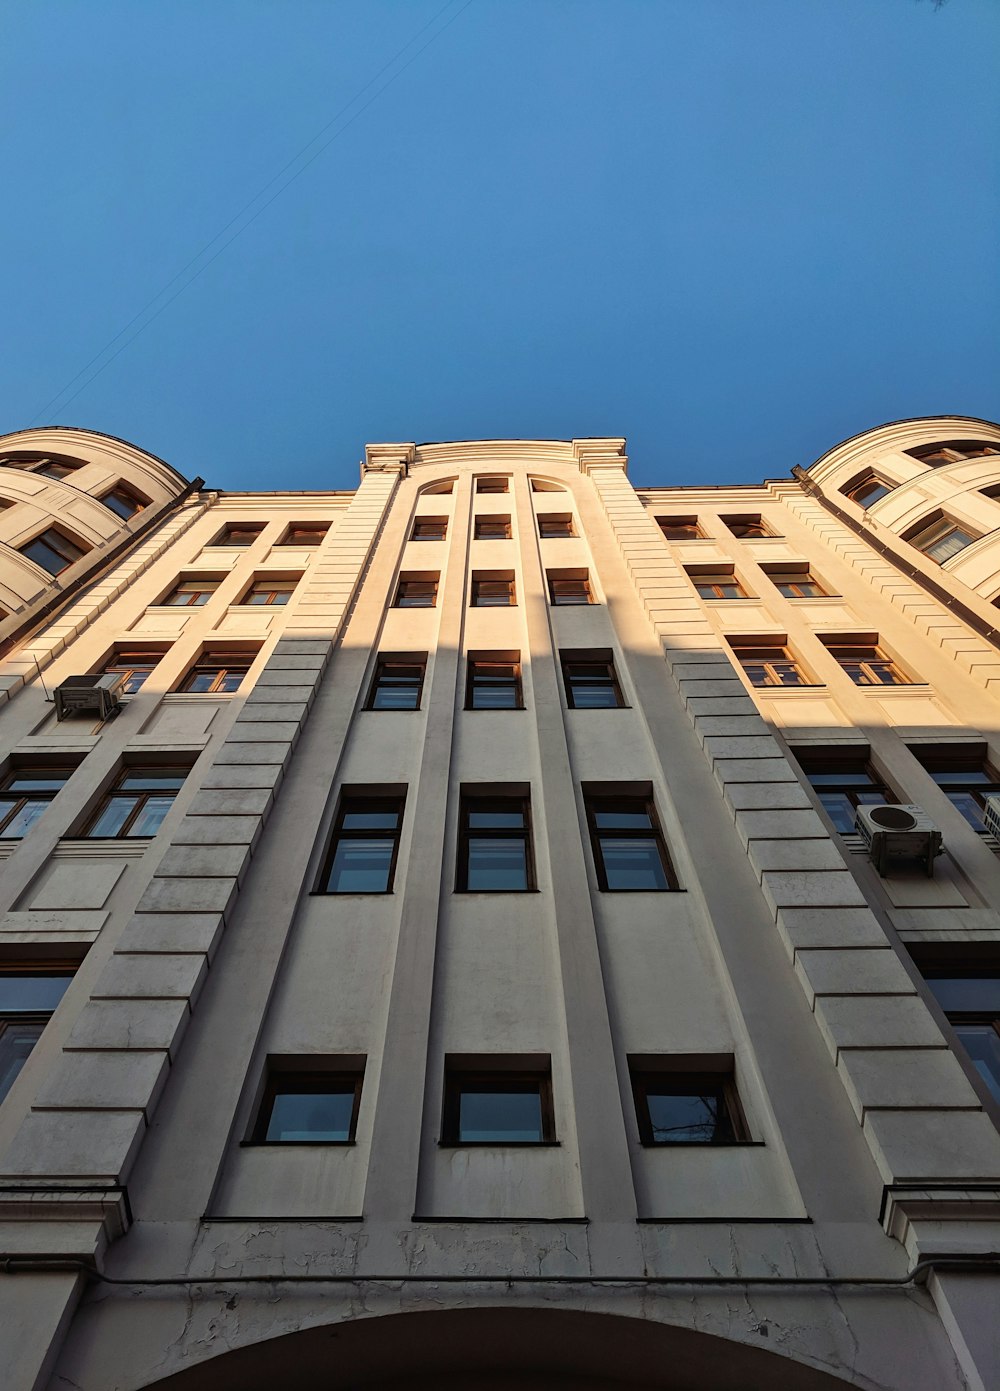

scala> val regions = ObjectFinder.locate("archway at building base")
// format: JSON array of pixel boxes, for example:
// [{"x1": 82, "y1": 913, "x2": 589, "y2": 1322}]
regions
[{"x1": 141, "y1": 1303, "x2": 858, "y2": 1391}]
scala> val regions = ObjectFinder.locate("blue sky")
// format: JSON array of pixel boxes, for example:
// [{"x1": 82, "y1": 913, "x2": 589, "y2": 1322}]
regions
[{"x1": 1, "y1": 0, "x2": 997, "y2": 490}]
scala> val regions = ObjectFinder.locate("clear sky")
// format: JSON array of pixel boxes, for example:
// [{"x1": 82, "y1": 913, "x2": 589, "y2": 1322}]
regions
[{"x1": 1, "y1": 0, "x2": 997, "y2": 491}]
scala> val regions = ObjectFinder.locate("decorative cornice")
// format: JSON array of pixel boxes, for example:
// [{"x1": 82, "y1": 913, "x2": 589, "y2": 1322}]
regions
[
  {"x1": 806, "y1": 415, "x2": 1000, "y2": 486},
  {"x1": 362, "y1": 443, "x2": 415, "y2": 478},
  {"x1": 572, "y1": 438, "x2": 628, "y2": 475}
]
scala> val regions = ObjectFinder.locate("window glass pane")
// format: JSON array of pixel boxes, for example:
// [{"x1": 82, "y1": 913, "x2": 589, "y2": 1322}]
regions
[
  {"x1": 372, "y1": 668, "x2": 422, "y2": 709},
  {"x1": 6, "y1": 773, "x2": 72, "y2": 792},
  {"x1": 953, "y1": 1024, "x2": 1000, "y2": 1104},
  {"x1": 0, "y1": 800, "x2": 50, "y2": 839},
  {"x1": 592, "y1": 806, "x2": 652, "y2": 830},
  {"x1": 87, "y1": 795, "x2": 138, "y2": 838},
  {"x1": 326, "y1": 838, "x2": 395, "y2": 892},
  {"x1": 103, "y1": 490, "x2": 141, "y2": 520},
  {"x1": 568, "y1": 672, "x2": 617, "y2": 708},
  {"x1": 0, "y1": 975, "x2": 73, "y2": 1012},
  {"x1": 945, "y1": 791, "x2": 988, "y2": 831},
  {"x1": 23, "y1": 538, "x2": 70, "y2": 574},
  {"x1": 185, "y1": 670, "x2": 220, "y2": 691},
  {"x1": 926, "y1": 976, "x2": 1000, "y2": 1014},
  {"x1": 645, "y1": 1088, "x2": 732, "y2": 1143},
  {"x1": 465, "y1": 838, "x2": 528, "y2": 891},
  {"x1": 127, "y1": 795, "x2": 175, "y2": 838},
  {"x1": 0, "y1": 1023, "x2": 45, "y2": 1104},
  {"x1": 341, "y1": 809, "x2": 400, "y2": 830},
  {"x1": 265, "y1": 1087, "x2": 355, "y2": 1141},
  {"x1": 217, "y1": 669, "x2": 247, "y2": 692},
  {"x1": 467, "y1": 808, "x2": 524, "y2": 828},
  {"x1": 599, "y1": 836, "x2": 668, "y2": 890},
  {"x1": 119, "y1": 773, "x2": 186, "y2": 790},
  {"x1": 817, "y1": 792, "x2": 860, "y2": 834},
  {"x1": 459, "y1": 1086, "x2": 543, "y2": 1141}
]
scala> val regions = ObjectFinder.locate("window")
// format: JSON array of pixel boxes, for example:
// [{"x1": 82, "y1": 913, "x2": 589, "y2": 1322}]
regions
[
  {"x1": 530, "y1": 479, "x2": 565, "y2": 493},
  {"x1": 909, "y1": 745, "x2": 1000, "y2": 834},
  {"x1": 442, "y1": 1060, "x2": 554, "y2": 1144},
  {"x1": 411, "y1": 517, "x2": 448, "y2": 541},
  {"x1": 0, "y1": 766, "x2": 76, "y2": 839},
  {"x1": 320, "y1": 792, "x2": 405, "y2": 893},
  {"x1": 728, "y1": 639, "x2": 812, "y2": 687},
  {"x1": 161, "y1": 577, "x2": 221, "y2": 607},
  {"x1": 657, "y1": 516, "x2": 705, "y2": 541},
  {"x1": 904, "y1": 513, "x2": 979, "y2": 564},
  {"x1": 457, "y1": 789, "x2": 534, "y2": 892},
  {"x1": 471, "y1": 572, "x2": 516, "y2": 607},
  {"x1": 476, "y1": 477, "x2": 508, "y2": 494},
  {"x1": 367, "y1": 655, "x2": 426, "y2": 710},
  {"x1": 0, "y1": 453, "x2": 83, "y2": 481},
  {"x1": 686, "y1": 568, "x2": 749, "y2": 600},
  {"x1": 584, "y1": 788, "x2": 676, "y2": 891},
  {"x1": 793, "y1": 747, "x2": 895, "y2": 834},
  {"x1": 843, "y1": 472, "x2": 893, "y2": 508},
  {"x1": 475, "y1": 515, "x2": 512, "y2": 540},
  {"x1": 537, "y1": 514, "x2": 575, "y2": 539},
  {"x1": 630, "y1": 1058, "x2": 749, "y2": 1145},
  {"x1": 762, "y1": 566, "x2": 830, "y2": 599},
  {"x1": 101, "y1": 484, "x2": 148, "y2": 520},
  {"x1": 918, "y1": 960, "x2": 1000, "y2": 1104},
  {"x1": 0, "y1": 967, "x2": 75, "y2": 1105},
  {"x1": 101, "y1": 649, "x2": 165, "y2": 695},
  {"x1": 820, "y1": 638, "x2": 911, "y2": 686},
  {"x1": 394, "y1": 573, "x2": 438, "y2": 608},
  {"x1": 908, "y1": 441, "x2": 1000, "y2": 466},
  {"x1": 251, "y1": 1063, "x2": 364, "y2": 1143},
  {"x1": 83, "y1": 766, "x2": 187, "y2": 839},
  {"x1": 423, "y1": 479, "x2": 454, "y2": 495},
  {"x1": 547, "y1": 569, "x2": 593, "y2": 606},
  {"x1": 20, "y1": 527, "x2": 88, "y2": 575},
  {"x1": 179, "y1": 652, "x2": 254, "y2": 693},
  {"x1": 466, "y1": 653, "x2": 523, "y2": 710},
  {"x1": 275, "y1": 524, "x2": 329, "y2": 547},
  {"x1": 561, "y1": 651, "x2": 625, "y2": 709},
  {"x1": 239, "y1": 577, "x2": 300, "y2": 607},
  {"x1": 214, "y1": 523, "x2": 265, "y2": 547},
  {"x1": 722, "y1": 515, "x2": 777, "y2": 539}
]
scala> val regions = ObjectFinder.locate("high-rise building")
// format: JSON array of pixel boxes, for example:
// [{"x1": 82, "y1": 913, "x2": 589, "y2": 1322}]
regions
[{"x1": 1, "y1": 418, "x2": 999, "y2": 1391}]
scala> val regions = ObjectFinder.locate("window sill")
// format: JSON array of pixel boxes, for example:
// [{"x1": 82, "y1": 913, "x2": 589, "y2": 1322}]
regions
[
  {"x1": 309, "y1": 890, "x2": 395, "y2": 897},
  {"x1": 453, "y1": 888, "x2": 541, "y2": 895},
  {"x1": 241, "y1": 1139, "x2": 357, "y2": 1148},
  {"x1": 640, "y1": 1140, "x2": 764, "y2": 1148},
  {"x1": 749, "y1": 684, "x2": 827, "y2": 695},
  {"x1": 598, "y1": 886, "x2": 686, "y2": 894},
  {"x1": 438, "y1": 1141, "x2": 561, "y2": 1149},
  {"x1": 850, "y1": 682, "x2": 931, "y2": 695}
]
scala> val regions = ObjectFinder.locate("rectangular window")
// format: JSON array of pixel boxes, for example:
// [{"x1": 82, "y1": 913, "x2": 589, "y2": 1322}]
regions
[
  {"x1": 537, "y1": 514, "x2": 575, "y2": 539},
  {"x1": 239, "y1": 578, "x2": 300, "y2": 607},
  {"x1": 251, "y1": 1063, "x2": 364, "y2": 1143},
  {"x1": 561, "y1": 651, "x2": 625, "y2": 709},
  {"x1": 0, "y1": 966, "x2": 75, "y2": 1104},
  {"x1": 476, "y1": 477, "x2": 509, "y2": 494},
  {"x1": 584, "y1": 788, "x2": 676, "y2": 891},
  {"x1": 214, "y1": 523, "x2": 265, "y2": 546},
  {"x1": 686, "y1": 568, "x2": 749, "y2": 599},
  {"x1": 320, "y1": 792, "x2": 405, "y2": 893},
  {"x1": 474, "y1": 515, "x2": 511, "y2": 540},
  {"x1": 762, "y1": 566, "x2": 830, "y2": 598},
  {"x1": 909, "y1": 744, "x2": 1000, "y2": 834},
  {"x1": 471, "y1": 572, "x2": 516, "y2": 607},
  {"x1": 161, "y1": 578, "x2": 221, "y2": 607},
  {"x1": 656, "y1": 516, "x2": 704, "y2": 541},
  {"x1": 722, "y1": 515, "x2": 777, "y2": 539},
  {"x1": 442, "y1": 1060, "x2": 554, "y2": 1144},
  {"x1": 101, "y1": 484, "x2": 147, "y2": 520},
  {"x1": 466, "y1": 653, "x2": 523, "y2": 710},
  {"x1": 905, "y1": 513, "x2": 979, "y2": 564},
  {"x1": 728, "y1": 639, "x2": 812, "y2": 687},
  {"x1": 0, "y1": 766, "x2": 77, "y2": 840},
  {"x1": 101, "y1": 649, "x2": 165, "y2": 695},
  {"x1": 793, "y1": 747, "x2": 895, "y2": 834},
  {"x1": 394, "y1": 573, "x2": 438, "y2": 608},
  {"x1": 630, "y1": 1058, "x2": 749, "y2": 1145},
  {"x1": 919, "y1": 962, "x2": 1000, "y2": 1104},
  {"x1": 179, "y1": 652, "x2": 253, "y2": 693},
  {"x1": 547, "y1": 569, "x2": 593, "y2": 605},
  {"x1": 20, "y1": 528, "x2": 88, "y2": 575},
  {"x1": 457, "y1": 789, "x2": 534, "y2": 892},
  {"x1": 908, "y1": 441, "x2": 1000, "y2": 466},
  {"x1": 33, "y1": 459, "x2": 80, "y2": 481},
  {"x1": 843, "y1": 472, "x2": 893, "y2": 508},
  {"x1": 367, "y1": 655, "x2": 427, "y2": 710},
  {"x1": 84, "y1": 766, "x2": 187, "y2": 840},
  {"x1": 820, "y1": 638, "x2": 911, "y2": 686},
  {"x1": 411, "y1": 517, "x2": 448, "y2": 541},
  {"x1": 275, "y1": 524, "x2": 329, "y2": 547}
]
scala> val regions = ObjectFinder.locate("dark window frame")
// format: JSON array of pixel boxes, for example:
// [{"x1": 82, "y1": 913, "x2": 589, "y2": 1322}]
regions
[
  {"x1": 100, "y1": 482, "x2": 149, "y2": 520},
  {"x1": 630, "y1": 1061, "x2": 751, "y2": 1147},
  {"x1": 20, "y1": 526, "x2": 88, "y2": 576},
  {"x1": 547, "y1": 569, "x2": 594, "y2": 606},
  {"x1": 686, "y1": 567, "x2": 750, "y2": 600},
  {"x1": 476, "y1": 477, "x2": 509, "y2": 494},
  {"x1": 178, "y1": 650, "x2": 256, "y2": 693},
  {"x1": 465, "y1": 653, "x2": 524, "y2": 711},
  {"x1": 721, "y1": 515, "x2": 779, "y2": 540},
  {"x1": 537, "y1": 514, "x2": 575, "y2": 539},
  {"x1": 561, "y1": 652, "x2": 626, "y2": 709},
  {"x1": 842, "y1": 471, "x2": 894, "y2": 508},
  {"x1": 584, "y1": 789, "x2": 678, "y2": 892},
  {"x1": 728, "y1": 639, "x2": 814, "y2": 688},
  {"x1": 212, "y1": 523, "x2": 266, "y2": 547},
  {"x1": 80, "y1": 764, "x2": 188, "y2": 841},
  {"x1": 762, "y1": 566, "x2": 831, "y2": 599},
  {"x1": 903, "y1": 511, "x2": 979, "y2": 564},
  {"x1": 160, "y1": 577, "x2": 222, "y2": 608},
  {"x1": 249, "y1": 1065, "x2": 365, "y2": 1145},
  {"x1": 237, "y1": 577, "x2": 301, "y2": 607},
  {"x1": 474, "y1": 516, "x2": 512, "y2": 540},
  {"x1": 0, "y1": 764, "x2": 78, "y2": 840},
  {"x1": 908, "y1": 743, "x2": 1000, "y2": 834},
  {"x1": 794, "y1": 747, "x2": 897, "y2": 835},
  {"x1": 656, "y1": 516, "x2": 705, "y2": 541},
  {"x1": 912, "y1": 950, "x2": 1000, "y2": 1108},
  {"x1": 394, "y1": 573, "x2": 439, "y2": 608},
  {"x1": 366, "y1": 654, "x2": 427, "y2": 711},
  {"x1": 100, "y1": 648, "x2": 167, "y2": 695},
  {"x1": 0, "y1": 963, "x2": 77, "y2": 1105},
  {"x1": 456, "y1": 789, "x2": 535, "y2": 893},
  {"x1": 907, "y1": 441, "x2": 1000, "y2": 466},
  {"x1": 410, "y1": 517, "x2": 448, "y2": 541},
  {"x1": 274, "y1": 524, "x2": 330, "y2": 547},
  {"x1": 470, "y1": 572, "x2": 516, "y2": 607},
  {"x1": 441, "y1": 1063, "x2": 556, "y2": 1146},
  {"x1": 318, "y1": 791, "x2": 406, "y2": 895},
  {"x1": 820, "y1": 637, "x2": 913, "y2": 687}
]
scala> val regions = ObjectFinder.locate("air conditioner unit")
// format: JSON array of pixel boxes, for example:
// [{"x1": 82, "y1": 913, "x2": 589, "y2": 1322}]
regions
[
  {"x1": 983, "y1": 794, "x2": 1000, "y2": 841},
  {"x1": 53, "y1": 673, "x2": 126, "y2": 723},
  {"x1": 855, "y1": 803, "x2": 943, "y2": 877}
]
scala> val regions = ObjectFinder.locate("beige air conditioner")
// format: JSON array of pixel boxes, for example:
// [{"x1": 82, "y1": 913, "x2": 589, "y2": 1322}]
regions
[
  {"x1": 53, "y1": 673, "x2": 126, "y2": 722},
  {"x1": 855, "y1": 803, "x2": 943, "y2": 877}
]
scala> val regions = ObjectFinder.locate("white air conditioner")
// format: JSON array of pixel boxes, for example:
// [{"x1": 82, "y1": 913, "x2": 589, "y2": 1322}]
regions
[
  {"x1": 53, "y1": 673, "x2": 126, "y2": 723},
  {"x1": 983, "y1": 794, "x2": 1000, "y2": 841},
  {"x1": 855, "y1": 803, "x2": 943, "y2": 877}
]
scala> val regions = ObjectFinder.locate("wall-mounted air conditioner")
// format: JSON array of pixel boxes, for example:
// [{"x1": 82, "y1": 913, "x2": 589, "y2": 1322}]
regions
[
  {"x1": 855, "y1": 803, "x2": 943, "y2": 877},
  {"x1": 53, "y1": 673, "x2": 126, "y2": 723},
  {"x1": 982, "y1": 794, "x2": 1000, "y2": 841}
]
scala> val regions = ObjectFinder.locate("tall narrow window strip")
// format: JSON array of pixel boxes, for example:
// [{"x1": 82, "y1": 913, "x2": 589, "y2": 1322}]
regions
[
  {"x1": 321, "y1": 795, "x2": 405, "y2": 894},
  {"x1": 458, "y1": 793, "x2": 534, "y2": 892}
]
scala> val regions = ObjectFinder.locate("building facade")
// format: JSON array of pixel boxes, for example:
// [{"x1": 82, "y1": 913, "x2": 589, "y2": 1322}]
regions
[{"x1": 0, "y1": 418, "x2": 999, "y2": 1390}]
